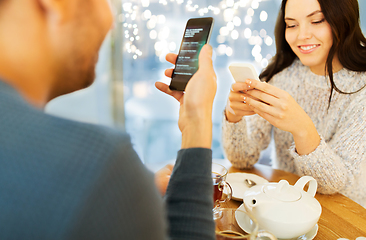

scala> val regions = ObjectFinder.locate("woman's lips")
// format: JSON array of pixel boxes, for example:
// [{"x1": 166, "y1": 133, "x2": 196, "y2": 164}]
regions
[{"x1": 298, "y1": 44, "x2": 320, "y2": 54}]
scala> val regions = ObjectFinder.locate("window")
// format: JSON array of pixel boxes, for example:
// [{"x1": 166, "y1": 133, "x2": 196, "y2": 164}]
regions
[
  {"x1": 45, "y1": 0, "x2": 366, "y2": 168},
  {"x1": 118, "y1": 0, "x2": 279, "y2": 165}
]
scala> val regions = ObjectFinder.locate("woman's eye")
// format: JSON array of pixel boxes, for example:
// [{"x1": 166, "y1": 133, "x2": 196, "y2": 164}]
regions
[
  {"x1": 312, "y1": 19, "x2": 325, "y2": 24},
  {"x1": 285, "y1": 23, "x2": 296, "y2": 28}
]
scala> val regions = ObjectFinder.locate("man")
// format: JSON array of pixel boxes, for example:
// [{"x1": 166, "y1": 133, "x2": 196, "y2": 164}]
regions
[{"x1": 0, "y1": 0, "x2": 217, "y2": 239}]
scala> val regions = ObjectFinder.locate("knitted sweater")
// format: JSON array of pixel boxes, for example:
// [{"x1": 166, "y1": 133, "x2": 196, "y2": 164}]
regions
[
  {"x1": 0, "y1": 80, "x2": 215, "y2": 240},
  {"x1": 222, "y1": 59, "x2": 366, "y2": 208}
]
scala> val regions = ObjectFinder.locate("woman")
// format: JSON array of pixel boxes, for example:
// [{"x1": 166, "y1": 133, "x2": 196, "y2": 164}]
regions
[{"x1": 222, "y1": 0, "x2": 366, "y2": 207}]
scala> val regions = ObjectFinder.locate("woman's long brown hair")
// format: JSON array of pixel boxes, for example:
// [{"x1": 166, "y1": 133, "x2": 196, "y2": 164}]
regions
[{"x1": 259, "y1": 0, "x2": 366, "y2": 105}]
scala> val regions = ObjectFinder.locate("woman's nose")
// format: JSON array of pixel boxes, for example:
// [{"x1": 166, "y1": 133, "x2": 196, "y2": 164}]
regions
[{"x1": 298, "y1": 25, "x2": 312, "y2": 40}]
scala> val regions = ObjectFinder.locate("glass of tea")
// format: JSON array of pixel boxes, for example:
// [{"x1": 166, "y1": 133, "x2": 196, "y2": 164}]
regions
[
  {"x1": 212, "y1": 163, "x2": 232, "y2": 220},
  {"x1": 215, "y1": 208, "x2": 277, "y2": 240}
]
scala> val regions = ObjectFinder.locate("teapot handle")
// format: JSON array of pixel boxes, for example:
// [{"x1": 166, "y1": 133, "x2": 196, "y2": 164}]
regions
[{"x1": 294, "y1": 176, "x2": 317, "y2": 197}]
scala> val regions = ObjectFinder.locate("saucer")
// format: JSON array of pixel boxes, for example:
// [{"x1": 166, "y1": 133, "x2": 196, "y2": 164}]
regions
[
  {"x1": 236, "y1": 204, "x2": 318, "y2": 240},
  {"x1": 226, "y1": 173, "x2": 269, "y2": 201}
]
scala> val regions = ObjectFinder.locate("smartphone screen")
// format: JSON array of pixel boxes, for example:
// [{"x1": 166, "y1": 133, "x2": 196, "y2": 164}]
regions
[{"x1": 169, "y1": 17, "x2": 214, "y2": 91}]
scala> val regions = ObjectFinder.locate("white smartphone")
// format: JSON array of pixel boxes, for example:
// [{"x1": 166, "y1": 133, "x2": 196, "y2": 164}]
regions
[{"x1": 229, "y1": 63, "x2": 260, "y2": 82}]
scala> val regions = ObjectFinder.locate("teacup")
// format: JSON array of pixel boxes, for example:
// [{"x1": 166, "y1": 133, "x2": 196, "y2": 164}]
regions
[
  {"x1": 212, "y1": 163, "x2": 232, "y2": 220},
  {"x1": 215, "y1": 208, "x2": 277, "y2": 240}
]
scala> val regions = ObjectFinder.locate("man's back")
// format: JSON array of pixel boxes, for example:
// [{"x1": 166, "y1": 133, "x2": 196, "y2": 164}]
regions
[
  {"x1": 0, "y1": 81, "x2": 167, "y2": 239},
  {"x1": 0, "y1": 0, "x2": 217, "y2": 237}
]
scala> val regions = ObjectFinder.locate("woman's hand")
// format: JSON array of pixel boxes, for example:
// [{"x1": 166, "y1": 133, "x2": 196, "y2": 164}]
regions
[
  {"x1": 243, "y1": 79, "x2": 320, "y2": 155},
  {"x1": 225, "y1": 81, "x2": 257, "y2": 123}
]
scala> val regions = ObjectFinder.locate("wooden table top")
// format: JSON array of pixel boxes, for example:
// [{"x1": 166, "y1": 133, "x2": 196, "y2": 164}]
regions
[{"x1": 216, "y1": 161, "x2": 366, "y2": 240}]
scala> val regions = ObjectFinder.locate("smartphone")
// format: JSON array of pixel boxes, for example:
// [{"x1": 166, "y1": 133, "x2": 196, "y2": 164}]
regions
[
  {"x1": 169, "y1": 17, "x2": 214, "y2": 91},
  {"x1": 228, "y1": 63, "x2": 260, "y2": 83}
]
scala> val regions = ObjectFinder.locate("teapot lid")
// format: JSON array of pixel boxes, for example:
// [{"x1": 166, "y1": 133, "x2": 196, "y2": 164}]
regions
[{"x1": 263, "y1": 180, "x2": 301, "y2": 202}]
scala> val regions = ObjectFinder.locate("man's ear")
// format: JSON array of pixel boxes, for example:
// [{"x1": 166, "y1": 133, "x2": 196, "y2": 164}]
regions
[{"x1": 36, "y1": 0, "x2": 71, "y2": 24}]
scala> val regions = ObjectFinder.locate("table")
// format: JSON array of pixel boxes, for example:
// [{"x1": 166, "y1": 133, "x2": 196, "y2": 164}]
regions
[{"x1": 217, "y1": 161, "x2": 366, "y2": 239}]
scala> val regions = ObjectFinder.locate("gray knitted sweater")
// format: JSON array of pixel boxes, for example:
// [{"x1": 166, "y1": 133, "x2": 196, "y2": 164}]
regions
[
  {"x1": 222, "y1": 59, "x2": 366, "y2": 208},
  {"x1": 0, "y1": 80, "x2": 215, "y2": 240}
]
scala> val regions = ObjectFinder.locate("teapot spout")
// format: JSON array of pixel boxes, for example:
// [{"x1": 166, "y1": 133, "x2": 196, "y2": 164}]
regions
[
  {"x1": 243, "y1": 196, "x2": 256, "y2": 212},
  {"x1": 244, "y1": 197, "x2": 258, "y2": 207},
  {"x1": 243, "y1": 193, "x2": 266, "y2": 212}
]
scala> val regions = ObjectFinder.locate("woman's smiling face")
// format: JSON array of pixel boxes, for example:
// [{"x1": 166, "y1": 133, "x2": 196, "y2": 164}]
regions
[{"x1": 284, "y1": 0, "x2": 341, "y2": 75}]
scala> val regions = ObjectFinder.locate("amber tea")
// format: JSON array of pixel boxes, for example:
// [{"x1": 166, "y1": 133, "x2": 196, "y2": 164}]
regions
[{"x1": 212, "y1": 172, "x2": 224, "y2": 203}]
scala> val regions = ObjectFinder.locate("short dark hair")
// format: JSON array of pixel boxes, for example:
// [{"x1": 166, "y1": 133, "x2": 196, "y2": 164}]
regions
[{"x1": 260, "y1": 0, "x2": 366, "y2": 105}]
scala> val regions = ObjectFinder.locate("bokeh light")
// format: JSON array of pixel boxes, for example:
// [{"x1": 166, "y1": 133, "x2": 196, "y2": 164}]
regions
[
  {"x1": 121, "y1": 0, "x2": 273, "y2": 61},
  {"x1": 244, "y1": 15, "x2": 252, "y2": 25},
  {"x1": 260, "y1": 11, "x2": 268, "y2": 21}
]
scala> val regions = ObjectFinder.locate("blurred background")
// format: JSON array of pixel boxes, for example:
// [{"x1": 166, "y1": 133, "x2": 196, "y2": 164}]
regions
[{"x1": 45, "y1": 0, "x2": 366, "y2": 167}]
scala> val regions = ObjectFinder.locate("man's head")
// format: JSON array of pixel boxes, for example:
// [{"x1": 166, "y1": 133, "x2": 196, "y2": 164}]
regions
[{"x1": 0, "y1": 0, "x2": 113, "y2": 107}]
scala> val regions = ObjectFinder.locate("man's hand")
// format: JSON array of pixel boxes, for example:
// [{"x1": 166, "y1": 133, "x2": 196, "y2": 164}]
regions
[
  {"x1": 155, "y1": 164, "x2": 174, "y2": 196},
  {"x1": 155, "y1": 45, "x2": 217, "y2": 149}
]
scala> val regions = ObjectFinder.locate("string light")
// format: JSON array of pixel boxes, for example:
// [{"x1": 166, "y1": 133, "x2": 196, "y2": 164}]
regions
[{"x1": 121, "y1": 0, "x2": 272, "y2": 60}]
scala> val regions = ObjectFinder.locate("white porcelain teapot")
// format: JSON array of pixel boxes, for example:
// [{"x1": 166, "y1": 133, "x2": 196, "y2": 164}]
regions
[{"x1": 243, "y1": 176, "x2": 322, "y2": 239}]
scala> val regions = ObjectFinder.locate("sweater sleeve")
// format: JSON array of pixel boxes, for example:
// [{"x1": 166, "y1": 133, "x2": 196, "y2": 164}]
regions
[
  {"x1": 165, "y1": 148, "x2": 215, "y2": 240},
  {"x1": 222, "y1": 112, "x2": 273, "y2": 169},
  {"x1": 290, "y1": 96, "x2": 366, "y2": 195}
]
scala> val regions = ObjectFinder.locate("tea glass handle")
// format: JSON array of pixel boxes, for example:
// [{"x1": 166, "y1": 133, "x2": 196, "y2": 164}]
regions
[
  {"x1": 294, "y1": 176, "x2": 317, "y2": 197},
  {"x1": 218, "y1": 181, "x2": 232, "y2": 203},
  {"x1": 256, "y1": 230, "x2": 278, "y2": 240}
]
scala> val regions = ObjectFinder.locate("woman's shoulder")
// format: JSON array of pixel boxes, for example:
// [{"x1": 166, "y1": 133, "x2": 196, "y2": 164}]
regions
[{"x1": 335, "y1": 68, "x2": 366, "y2": 94}]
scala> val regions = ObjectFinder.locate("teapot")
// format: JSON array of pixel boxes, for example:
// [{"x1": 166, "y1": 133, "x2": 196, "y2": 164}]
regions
[{"x1": 243, "y1": 176, "x2": 322, "y2": 239}]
